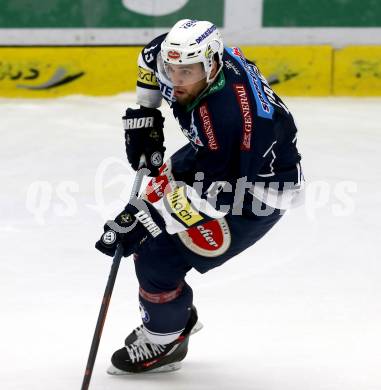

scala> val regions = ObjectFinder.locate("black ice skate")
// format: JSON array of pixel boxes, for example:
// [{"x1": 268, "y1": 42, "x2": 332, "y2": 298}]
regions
[{"x1": 107, "y1": 307, "x2": 203, "y2": 375}]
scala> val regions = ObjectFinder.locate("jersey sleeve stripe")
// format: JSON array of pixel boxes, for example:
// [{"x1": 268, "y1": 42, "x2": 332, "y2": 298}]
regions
[{"x1": 137, "y1": 81, "x2": 160, "y2": 90}]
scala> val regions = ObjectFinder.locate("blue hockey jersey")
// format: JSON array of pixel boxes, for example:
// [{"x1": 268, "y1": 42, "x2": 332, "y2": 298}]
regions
[{"x1": 136, "y1": 34, "x2": 303, "y2": 235}]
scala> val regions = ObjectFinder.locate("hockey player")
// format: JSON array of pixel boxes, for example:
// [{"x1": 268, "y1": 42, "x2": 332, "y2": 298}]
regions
[{"x1": 95, "y1": 19, "x2": 304, "y2": 374}]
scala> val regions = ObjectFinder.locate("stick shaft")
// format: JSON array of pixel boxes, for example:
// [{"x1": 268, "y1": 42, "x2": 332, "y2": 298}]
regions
[
  {"x1": 80, "y1": 244, "x2": 123, "y2": 390},
  {"x1": 80, "y1": 164, "x2": 146, "y2": 390}
]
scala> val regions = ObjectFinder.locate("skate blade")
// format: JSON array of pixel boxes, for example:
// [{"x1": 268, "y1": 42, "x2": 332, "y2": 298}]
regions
[
  {"x1": 107, "y1": 362, "x2": 182, "y2": 375},
  {"x1": 191, "y1": 320, "x2": 203, "y2": 335}
]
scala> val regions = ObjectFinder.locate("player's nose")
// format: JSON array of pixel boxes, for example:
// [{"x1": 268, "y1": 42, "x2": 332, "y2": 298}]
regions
[{"x1": 171, "y1": 72, "x2": 185, "y2": 86}]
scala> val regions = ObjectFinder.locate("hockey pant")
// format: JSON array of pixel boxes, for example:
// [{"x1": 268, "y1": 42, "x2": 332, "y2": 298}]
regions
[{"x1": 134, "y1": 208, "x2": 283, "y2": 345}]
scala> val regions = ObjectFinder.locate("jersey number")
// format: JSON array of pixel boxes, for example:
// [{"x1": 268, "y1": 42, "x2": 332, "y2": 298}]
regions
[{"x1": 144, "y1": 44, "x2": 157, "y2": 64}]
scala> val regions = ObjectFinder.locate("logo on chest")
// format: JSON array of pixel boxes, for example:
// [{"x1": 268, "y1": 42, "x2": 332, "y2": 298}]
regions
[
  {"x1": 178, "y1": 111, "x2": 204, "y2": 147},
  {"x1": 199, "y1": 103, "x2": 219, "y2": 151}
]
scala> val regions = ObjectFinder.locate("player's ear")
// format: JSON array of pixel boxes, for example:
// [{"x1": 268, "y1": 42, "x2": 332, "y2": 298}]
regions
[{"x1": 210, "y1": 59, "x2": 218, "y2": 79}]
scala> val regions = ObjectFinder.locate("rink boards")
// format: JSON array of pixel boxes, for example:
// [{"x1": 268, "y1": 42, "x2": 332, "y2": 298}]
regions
[{"x1": 0, "y1": 46, "x2": 380, "y2": 97}]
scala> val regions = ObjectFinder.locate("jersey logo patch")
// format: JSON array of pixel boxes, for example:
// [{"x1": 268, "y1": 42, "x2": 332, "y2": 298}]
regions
[
  {"x1": 233, "y1": 84, "x2": 254, "y2": 151},
  {"x1": 225, "y1": 59, "x2": 241, "y2": 76},
  {"x1": 143, "y1": 161, "x2": 176, "y2": 204},
  {"x1": 199, "y1": 103, "x2": 219, "y2": 151},
  {"x1": 179, "y1": 111, "x2": 204, "y2": 147},
  {"x1": 177, "y1": 218, "x2": 231, "y2": 257},
  {"x1": 138, "y1": 66, "x2": 159, "y2": 88},
  {"x1": 166, "y1": 186, "x2": 203, "y2": 227}
]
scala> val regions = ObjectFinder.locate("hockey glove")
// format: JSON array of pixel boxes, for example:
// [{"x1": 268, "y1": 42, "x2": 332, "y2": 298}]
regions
[
  {"x1": 123, "y1": 107, "x2": 165, "y2": 177},
  {"x1": 95, "y1": 199, "x2": 164, "y2": 258}
]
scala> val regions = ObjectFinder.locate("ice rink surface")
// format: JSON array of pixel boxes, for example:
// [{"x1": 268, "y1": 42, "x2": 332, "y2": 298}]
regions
[{"x1": 1, "y1": 94, "x2": 380, "y2": 390}]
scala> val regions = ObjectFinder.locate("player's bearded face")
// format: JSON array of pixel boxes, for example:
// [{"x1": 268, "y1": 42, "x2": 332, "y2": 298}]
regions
[{"x1": 165, "y1": 63, "x2": 208, "y2": 105}]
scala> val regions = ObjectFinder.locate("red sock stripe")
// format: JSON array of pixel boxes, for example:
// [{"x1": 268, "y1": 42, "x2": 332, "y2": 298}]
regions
[{"x1": 139, "y1": 281, "x2": 185, "y2": 304}]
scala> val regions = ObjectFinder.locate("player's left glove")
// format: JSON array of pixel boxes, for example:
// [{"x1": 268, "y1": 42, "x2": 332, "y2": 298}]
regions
[{"x1": 95, "y1": 199, "x2": 164, "y2": 258}]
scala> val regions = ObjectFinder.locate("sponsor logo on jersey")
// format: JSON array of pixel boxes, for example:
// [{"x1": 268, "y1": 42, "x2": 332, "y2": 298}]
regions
[
  {"x1": 208, "y1": 71, "x2": 225, "y2": 95},
  {"x1": 233, "y1": 84, "x2": 254, "y2": 151},
  {"x1": 177, "y1": 219, "x2": 231, "y2": 257},
  {"x1": 232, "y1": 47, "x2": 241, "y2": 57},
  {"x1": 224, "y1": 60, "x2": 241, "y2": 76},
  {"x1": 157, "y1": 78, "x2": 175, "y2": 103},
  {"x1": 134, "y1": 210, "x2": 162, "y2": 237},
  {"x1": 197, "y1": 225, "x2": 218, "y2": 247},
  {"x1": 199, "y1": 103, "x2": 219, "y2": 151},
  {"x1": 229, "y1": 47, "x2": 273, "y2": 119},
  {"x1": 151, "y1": 179, "x2": 165, "y2": 198},
  {"x1": 123, "y1": 117, "x2": 154, "y2": 130},
  {"x1": 166, "y1": 187, "x2": 203, "y2": 227},
  {"x1": 195, "y1": 25, "x2": 217, "y2": 44},
  {"x1": 137, "y1": 66, "x2": 159, "y2": 87},
  {"x1": 168, "y1": 50, "x2": 181, "y2": 60},
  {"x1": 143, "y1": 162, "x2": 176, "y2": 204}
]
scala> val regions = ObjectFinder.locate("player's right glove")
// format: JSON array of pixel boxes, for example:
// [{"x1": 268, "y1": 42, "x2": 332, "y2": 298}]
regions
[
  {"x1": 95, "y1": 199, "x2": 165, "y2": 258},
  {"x1": 123, "y1": 107, "x2": 165, "y2": 177}
]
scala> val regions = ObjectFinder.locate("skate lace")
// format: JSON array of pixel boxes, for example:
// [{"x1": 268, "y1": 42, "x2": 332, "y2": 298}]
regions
[{"x1": 125, "y1": 326, "x2": 166, "y2": 364}]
